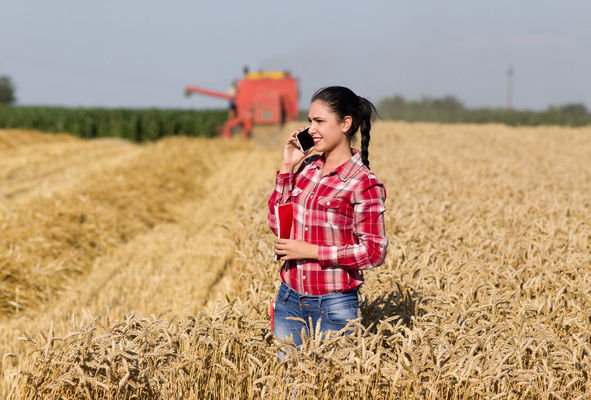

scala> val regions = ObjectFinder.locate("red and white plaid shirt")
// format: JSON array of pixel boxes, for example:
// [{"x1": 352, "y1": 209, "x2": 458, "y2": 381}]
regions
[{"x1": 268, "y1": 150, "x2": 388, "y2": 295}]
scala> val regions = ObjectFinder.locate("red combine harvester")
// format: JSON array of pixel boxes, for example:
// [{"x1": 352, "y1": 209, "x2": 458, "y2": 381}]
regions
[{"x1": 184, "y1": 70, "x2": 299, "y2": 139}]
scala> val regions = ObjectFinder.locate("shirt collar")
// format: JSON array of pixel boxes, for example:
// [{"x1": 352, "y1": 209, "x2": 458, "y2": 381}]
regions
[{"x1": 310, "y1": 149, "x2": 363, "y2": 181}]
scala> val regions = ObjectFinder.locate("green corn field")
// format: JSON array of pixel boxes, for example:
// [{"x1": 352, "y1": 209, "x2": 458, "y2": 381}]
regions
[{"x1": 0, "y1": 106, "x2": 227, "y2": 140}]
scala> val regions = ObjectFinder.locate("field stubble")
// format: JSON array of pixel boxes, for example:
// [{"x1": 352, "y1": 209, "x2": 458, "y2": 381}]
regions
[{"x1": 1, "y1": 122, "x2": 591, "y2": 399}]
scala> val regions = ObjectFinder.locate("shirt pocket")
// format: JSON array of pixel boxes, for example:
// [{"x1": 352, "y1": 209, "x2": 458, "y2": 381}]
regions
[
  {"x1": 318, "y1": 196, "x2": 341, "y2": 209},
  {"x1": 318, "y1": 196, "x2": 350, "y2": 245},
  {"x1": 318, "y1": 196, "x2": 352, "y2": 219}
]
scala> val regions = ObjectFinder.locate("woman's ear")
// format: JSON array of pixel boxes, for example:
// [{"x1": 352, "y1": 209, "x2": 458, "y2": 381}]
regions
[{"x1": 341, "y1": 116, "x2": 352, "y2": 133}]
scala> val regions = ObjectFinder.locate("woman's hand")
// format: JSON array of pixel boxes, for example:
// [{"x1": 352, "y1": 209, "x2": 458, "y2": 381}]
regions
[
  {"x1": 274, "y1": 239, "x2": 318, "y2": 261},
  {"x1": 279, "y1": 127, "x2": 311, "y2": 173}
]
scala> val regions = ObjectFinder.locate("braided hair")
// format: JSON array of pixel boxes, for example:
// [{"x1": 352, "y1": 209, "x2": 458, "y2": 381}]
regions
[{"x1": 311, "y1": 86, "x2": 377, "y2": 169}]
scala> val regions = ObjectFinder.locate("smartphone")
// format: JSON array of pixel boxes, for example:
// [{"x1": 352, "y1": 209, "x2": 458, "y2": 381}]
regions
[{"x1": 296, "y1": 127, "x2": 314, "y2": 153}]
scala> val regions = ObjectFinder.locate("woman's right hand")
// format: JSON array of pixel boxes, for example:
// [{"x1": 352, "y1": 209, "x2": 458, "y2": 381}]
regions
[{"x1": 279, "y1": 127, "x2": 309, "y2": 173}]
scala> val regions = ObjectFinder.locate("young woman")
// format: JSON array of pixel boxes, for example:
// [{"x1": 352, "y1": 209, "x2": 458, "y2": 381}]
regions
[{"x1": 268, "y1": 86, "x2": 388, "y2": 357}]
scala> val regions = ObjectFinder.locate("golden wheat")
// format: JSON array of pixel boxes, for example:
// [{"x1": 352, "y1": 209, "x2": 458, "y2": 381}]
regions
[{"x1": 1, "y1": 122, "x2": 591, "y2": 399}]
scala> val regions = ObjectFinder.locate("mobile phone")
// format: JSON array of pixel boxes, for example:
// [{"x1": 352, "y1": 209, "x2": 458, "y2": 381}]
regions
[{"x1": 296, "y1": 127, "x2": 314, "y2": 153}]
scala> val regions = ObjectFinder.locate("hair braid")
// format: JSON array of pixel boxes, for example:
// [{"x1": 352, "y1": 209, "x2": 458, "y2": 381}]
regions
[{"x1": 359, "y1": 96, "x2": 376, "y2": 169}]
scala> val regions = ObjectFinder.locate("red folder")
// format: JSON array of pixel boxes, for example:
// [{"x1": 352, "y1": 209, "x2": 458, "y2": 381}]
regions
[
  {"x1": 274, "y1": 203, "x2": 293, "y2": 261},
  {"x1": 275, "y1": 203, "x2": 293, "y2": 239},
  {"x1": 270, "y1": 300, "x2": 275, "y2": 331}
]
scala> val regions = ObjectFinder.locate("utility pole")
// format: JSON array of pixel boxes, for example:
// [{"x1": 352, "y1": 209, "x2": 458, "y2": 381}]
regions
[{"x1": 506, "y1": 65, "x2": 513, "y2": 109}]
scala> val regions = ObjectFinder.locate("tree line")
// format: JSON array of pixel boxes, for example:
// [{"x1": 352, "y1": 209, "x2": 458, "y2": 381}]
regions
[{"x1": 376, "y1": 95, "x2": 591, "y2": 127}]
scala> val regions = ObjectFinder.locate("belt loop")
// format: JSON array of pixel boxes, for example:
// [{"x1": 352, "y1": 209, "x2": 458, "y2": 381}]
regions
[{"x1": 282, "y1": 283, "x2": 291, "y2": 303}]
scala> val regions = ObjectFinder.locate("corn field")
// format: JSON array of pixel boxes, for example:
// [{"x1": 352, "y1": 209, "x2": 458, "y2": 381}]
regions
[
  {"x1": 0, "y1": 106, "x2": 227, "y2": 140},
  {"x1": 1, "y1": 122, "x2": 590, "y2": 399}
]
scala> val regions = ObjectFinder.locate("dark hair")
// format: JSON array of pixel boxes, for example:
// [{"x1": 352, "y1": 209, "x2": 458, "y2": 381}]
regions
[{"x1": 311, "y1": 86, "x2": 377, "y2": 169}]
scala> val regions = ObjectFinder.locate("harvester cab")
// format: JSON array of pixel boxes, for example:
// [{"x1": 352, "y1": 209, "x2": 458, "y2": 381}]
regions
[{"x1": 184, "y1": 70, "x2": 299, "y2": 139}]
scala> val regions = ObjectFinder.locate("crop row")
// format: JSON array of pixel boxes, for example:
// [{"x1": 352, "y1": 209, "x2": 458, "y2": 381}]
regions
[{"x1": 0, "y1": 106, "x2": 227, "y2": 140}]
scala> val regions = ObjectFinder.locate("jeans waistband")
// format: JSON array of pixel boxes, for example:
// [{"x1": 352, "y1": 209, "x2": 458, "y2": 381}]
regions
[{"x1": 279, "y1": 281, "x2": 359, "y2": 305}]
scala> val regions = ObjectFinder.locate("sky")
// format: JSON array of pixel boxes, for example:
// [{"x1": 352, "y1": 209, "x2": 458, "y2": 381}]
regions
[{"x1": 1, "y1": 0, "x2": 590, "y2": 111}]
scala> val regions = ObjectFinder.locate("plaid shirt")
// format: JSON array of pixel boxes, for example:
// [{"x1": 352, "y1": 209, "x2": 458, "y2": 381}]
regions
[{"x1": 268, "y1": 150, "x2": 388, "y2": 295}]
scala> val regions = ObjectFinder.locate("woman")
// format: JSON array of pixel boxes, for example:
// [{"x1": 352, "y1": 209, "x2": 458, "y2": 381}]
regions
[{"x1": 268, "y1": 86, "x2": 388, "y2": 356}]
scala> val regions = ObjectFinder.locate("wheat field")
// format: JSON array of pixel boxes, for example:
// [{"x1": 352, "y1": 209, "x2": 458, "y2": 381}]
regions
[{"x1": 1, "y1": 122, "x2": 590, "y2": 399}]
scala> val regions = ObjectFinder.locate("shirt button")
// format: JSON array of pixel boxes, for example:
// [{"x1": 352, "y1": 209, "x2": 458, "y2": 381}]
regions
[
  {"x1": 305, "y1": 291, "x2": 308, "y2": 294},
  {"x1": 303, "y1": 275, "x2": 306, "y2": 280},
  {"x1": 305, "y1": 226, "x2": 308, "y2": 231},
  {"x1": 326, "y1": 201, "x2": 330, "y2": 206}
]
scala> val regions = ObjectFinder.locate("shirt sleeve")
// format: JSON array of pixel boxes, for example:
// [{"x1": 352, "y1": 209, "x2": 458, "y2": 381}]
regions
[
  {"x1": 268, "y1": 157, "x2": 315, "y2": 236},
  {"x1": 267, "y1": 171, "x2": 294, "y2": 236},
  {"x1": 317, "y1": 176, "x2": 388, "y2": 270}
]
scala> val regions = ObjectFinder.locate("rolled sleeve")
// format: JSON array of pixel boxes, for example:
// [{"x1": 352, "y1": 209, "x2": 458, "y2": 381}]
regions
[
  {"x1": 275, "y1": 171, "x2": 294, "y2": 204},
  {"x1": 268, "y1": 171, "x2": 294, "y2": 236}
]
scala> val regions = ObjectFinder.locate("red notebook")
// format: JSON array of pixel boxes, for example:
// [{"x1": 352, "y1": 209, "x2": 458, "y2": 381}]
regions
[
  {"x1": 270, "y1": 300, "x2": 275, "y2": 331},
  {"x1": 274, "y1": 202, "x2": 293, "y2": 261},
  {"x1": 275, "y1": 203, "x2": 293, "y2": 239}
]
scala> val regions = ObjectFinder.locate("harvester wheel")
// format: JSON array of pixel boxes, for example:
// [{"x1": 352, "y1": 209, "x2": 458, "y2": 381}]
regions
[{"x1": 231, "y1": 125, "x2": 242, "y2": 137}]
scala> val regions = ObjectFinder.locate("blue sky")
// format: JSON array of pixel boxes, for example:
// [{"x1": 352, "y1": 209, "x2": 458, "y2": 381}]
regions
[{"x1": 1, "y1": 0, "x2": 590, "y2": 110}]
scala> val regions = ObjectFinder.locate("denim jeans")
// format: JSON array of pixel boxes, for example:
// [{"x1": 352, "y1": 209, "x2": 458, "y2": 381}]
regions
[{"x1": 273, "y1": 281, "x2": 360, "y2": 361}]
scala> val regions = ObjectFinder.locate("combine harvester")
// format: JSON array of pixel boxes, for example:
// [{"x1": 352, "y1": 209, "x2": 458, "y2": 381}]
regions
[{"x1": 184, "y1": 69, "x2": 300, "y2": 140}]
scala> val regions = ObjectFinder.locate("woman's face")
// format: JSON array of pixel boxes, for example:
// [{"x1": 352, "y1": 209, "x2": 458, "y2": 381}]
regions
[{"x1": 307, "y1": 100, "x2": 351, "y2": 153}]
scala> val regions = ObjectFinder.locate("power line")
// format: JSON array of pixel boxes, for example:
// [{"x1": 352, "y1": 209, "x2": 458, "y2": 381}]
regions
[{"x1": 507, "y1": 65, "x2": 514, "y2": 109}]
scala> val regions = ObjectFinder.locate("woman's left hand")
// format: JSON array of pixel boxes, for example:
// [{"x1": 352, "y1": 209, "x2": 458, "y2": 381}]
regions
[{"x1": 274, "y1": 239, "x2": 318, "y2": 261}]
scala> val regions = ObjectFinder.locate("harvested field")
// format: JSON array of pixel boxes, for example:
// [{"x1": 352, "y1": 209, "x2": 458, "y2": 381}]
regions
[{"x1": 1, "y1": 122, "x2": 591, "y2": 399}]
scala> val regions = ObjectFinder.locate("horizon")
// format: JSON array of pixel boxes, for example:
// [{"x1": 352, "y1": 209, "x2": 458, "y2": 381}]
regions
[{"x1": 4, "y1": 92, "x2": 588, "y2": 113}]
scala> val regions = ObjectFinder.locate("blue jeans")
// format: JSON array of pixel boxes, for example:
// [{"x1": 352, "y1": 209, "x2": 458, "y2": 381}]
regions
[{"x1": 273, "y1": 281, "x2": 360, "y2": 361}]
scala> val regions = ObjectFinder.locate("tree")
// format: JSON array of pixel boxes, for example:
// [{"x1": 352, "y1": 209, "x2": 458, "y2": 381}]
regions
[
  {"x1": 554, "y1": 103, "x2": 588, "y2": 116},
  {"x1": 0, "y1": 75, "x2": 16, "y2": 105}
]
